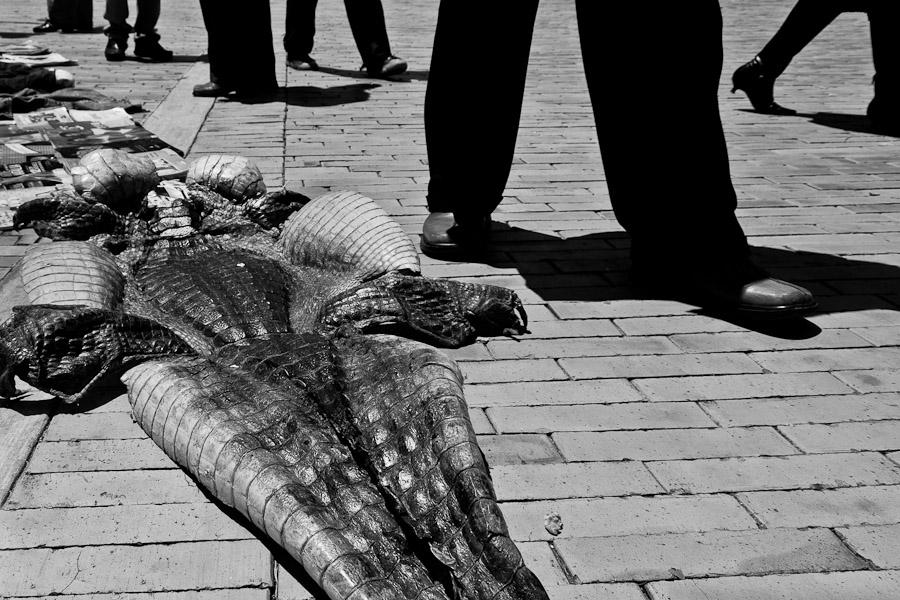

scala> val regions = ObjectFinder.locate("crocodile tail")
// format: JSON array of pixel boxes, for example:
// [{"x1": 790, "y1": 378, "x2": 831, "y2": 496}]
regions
[
  {"x1": 123, "y1": 357, "x2": 451, "y2": 600},
  {"x1": 332, "y1": 334, "x2": 549, "y2": 600}
]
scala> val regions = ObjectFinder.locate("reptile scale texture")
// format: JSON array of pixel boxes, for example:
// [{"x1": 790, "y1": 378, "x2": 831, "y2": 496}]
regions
[{"x1": 0, "y1": 152, "x2": 547, "y2": 600}]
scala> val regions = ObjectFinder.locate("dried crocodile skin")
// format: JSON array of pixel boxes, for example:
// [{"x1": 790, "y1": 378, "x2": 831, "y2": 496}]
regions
[
  {"x1": 20, "y1": 241, "x2": 125, "y2": 310},
  {"x1": 13, "y1": 190, "x2": 123, "y2": 241},
  {"x1": 124, "y1": 356, "x2": 449, "y2": 600},
  {"x1": 281, "y1": 190, "x2": 420, "y2": 280},
  {"x1": 1, "y1": 176, "x2": 547, "y2": 600}
]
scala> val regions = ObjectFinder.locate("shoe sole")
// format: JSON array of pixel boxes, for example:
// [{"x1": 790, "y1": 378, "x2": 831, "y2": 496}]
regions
[{"x1": 419, "y1": 239, "x2": 484, "y2": 261}]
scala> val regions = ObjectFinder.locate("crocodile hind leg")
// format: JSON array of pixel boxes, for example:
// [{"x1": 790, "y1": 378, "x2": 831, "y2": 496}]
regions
[
  {"x1": 331, "y1": 334, "x2": 549, "y2": 600},
  {"x1": 123, "y1": 356, "x2": 450, "y2": 600}
]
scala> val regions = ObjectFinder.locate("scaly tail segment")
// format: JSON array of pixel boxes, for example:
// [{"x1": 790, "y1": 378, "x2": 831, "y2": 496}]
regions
[
  {"x1": 332, "y1": 334, "x2": 549, "y2": 600},
  {"x1": 124, "y1": 357, "x2": 450, "y2": 600}
]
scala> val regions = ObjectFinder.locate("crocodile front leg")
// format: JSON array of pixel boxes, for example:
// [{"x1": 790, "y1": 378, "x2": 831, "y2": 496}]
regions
[
  {"x1": 0, "y1": 305, "x2": 195, "y2": 403},
  {"x1": 317, "y1": 272, "x2": 528, "y2": 348}
]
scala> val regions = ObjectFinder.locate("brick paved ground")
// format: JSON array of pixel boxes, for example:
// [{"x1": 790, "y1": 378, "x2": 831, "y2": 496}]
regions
[{"x1": 2, "y1": 0, "x2": 900, "y2": 598}]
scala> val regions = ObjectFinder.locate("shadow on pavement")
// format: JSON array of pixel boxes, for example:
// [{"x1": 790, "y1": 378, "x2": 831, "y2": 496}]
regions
[
  {"x1": 232, "y1": 83, "x2": 380, "y2": 106},
  {"x1": 737, "y1": 107, "x2": 900, "y2": 139},
  {"x1": 462, "y1": 225, "x2": 900, "y2": 337}
]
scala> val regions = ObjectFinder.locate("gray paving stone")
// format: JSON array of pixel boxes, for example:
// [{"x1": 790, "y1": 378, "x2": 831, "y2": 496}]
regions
[
  {"x1": 634, "y1": 372, "x2": 853, "y2": 402},
  {"x1": 0, "y1": 540, "x2": 271, "y2": 597},
  {"x1": 703, "y1": 393, "x2": 900, "y2": 426},
  {"x1": 646, "y1": 571, "x2": 900, "y2": 600},
  {"x1": 647, "y1": 453, "x2": 900, "y2": 494},
  {"x1": 779, "y1": 420, "x2": 900, "y2": 452},
  {"x1": 491, "y1": 462, "x2": 663, "y2": 501},
  {"x1": 488, "y1": 402, "x2": 714, "y2": 434},
  {"x1": 466, "y1": 380, "x2": 644, "y2": 407},
  {"x1": 556, "y1": 529, "x2": 865, "y2": 584},
  {"x1": 739, "y1": 486, "x2": 900, "y2": 528},
  {"x1": 26, "y1": 438, "x2": 174, "y2": 473},
  {"x1": 500, "y1": 495, "x2": 757, "y2": 542},
  {"x1": 555, "y1": 427, "x2": 799, "y2": 461}
]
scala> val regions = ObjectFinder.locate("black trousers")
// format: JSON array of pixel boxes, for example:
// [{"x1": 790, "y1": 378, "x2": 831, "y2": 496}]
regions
[
  {"x1": 284, "y1": 0, "x2": 393, "y2": 67},
  {"x1": 758, "y1": 0, "x2": 900, "y2": 98},
  {"x1": 198, "y1": 0, "x2": 277, "y2": 91},
  {"x1": 425, "y1": 0, "x2": 749, "y2": 268}
]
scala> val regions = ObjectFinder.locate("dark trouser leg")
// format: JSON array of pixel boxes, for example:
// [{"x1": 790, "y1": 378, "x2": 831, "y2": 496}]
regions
[
  {"x1": 133, "y1": 0, "x2": 161, "y2": 40},
  {"x1": 48, "y1": 0, "x2": 78, "y2": 28},
  {"x1": 757, "y1": 0, "x2": 848, "y2": 77},
  {"x1": 577, "y1": 0, "x2": 748, "y2": 269},
  {"x1": 198, "y1": 0, "x2": 277, "y2": 90},
  {"x1": 284, "y1": 0, "x2": 317, "y2": 60},
  {"x1": 344, "y1": 0, "x2": 392, "y2": 66},
  {"x1": 425, "y1": 0, "x2": 539, "y2": 221},
  {"x1": 76, "y1": 0, "x2": 93, "y2": 30},
  {"x1": 869, "y1": 3, "x2": 900, "y2": 100}
]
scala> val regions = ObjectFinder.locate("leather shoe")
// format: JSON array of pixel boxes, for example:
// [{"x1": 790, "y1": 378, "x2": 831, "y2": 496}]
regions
[
  {"x1": 287, "y1": 56, "x2": 318, "y2": 71},
  {"x1": 33, "y1": 20, "x2": 63, "y2": 33},
  {"x1": 192, "y1": 81, "x2": 234, "y2": 97},
  {"x1": 365, "y1": 55, "x2": 407, "y2": 79},
  {"x1": 632, "y1": 261, "x2": 817, "y2": 320},
  {"x1": 420, "y1": 212, "x2": 490, "y2": 259},
  {"x1": 105, "y1": 38, "x2": 127, "y2": 62}
]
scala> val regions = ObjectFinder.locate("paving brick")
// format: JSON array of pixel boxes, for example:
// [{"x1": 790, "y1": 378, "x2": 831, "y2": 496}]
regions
[
  {"x1": 43, "y1": 413, "x2": 147, "y2": 441},
  {"x1": 460, "y1": 359, "x2": 569, "y2": 384},
  {"x1": 487, "y1": 336, "x2": 682, "y2": 359},
  {"x1": 491, "y1": 462, "x2": 662, "y2": 501},
  {"x1": 646, "y1": 571, "x2": 900, "y2": 600},
  {"x1": 0, "y1": 503, "x2": 252, "y2": 549},
  {"x1": 779, "y1": 420, "x2": 900, "y2": 452},
  {"x1": 552, "y1": 300, "x2": 696, "y2": 319},
  {"x1": 5, "y1": 470, "x2": 207, "y2": 509},
  {"x1": 26, "y1": 438, "x2": 174, "y2": 473},
  {"x1": 519, "y1": 541, "x2": 570, "y2": 587},
  {"x1": 546, "y1": 583, "x2": 647, "y2": 600},
  {"x1": 750, "y1": 348, "x2": 900, "y2": 373},
  {"x1": 0, "y1": 404, "x2": 51, "y2": 504},
  {"x1": 500, "y1": 495, "x2": 757, "y2": 542},
  {"x1": 613, "y1": 315, "x2": 745, "y2": 336},
  {"x1": 669, "y1": 329, "x2": 871, "y2": 353},
  {"x1": 851, "y1": 325, "x2": 900, "y2": 346},
  {"x1": 647, "y1": 453, "x2": 900, "y2": 494},
  {"x1": 554, "y1": 529, "x2": 864, "y2": 584},
  {"x1": 274, "y1": 564, "x2": 316, "y2": 600},
  {"x1": 634, "y1": 372, "x2": 853, "y2": 402},
  {"x1": 739, "y1": 486, "x2": 900, "y2": 528},
  {"x1": 469, "y1": 408, "x2": 495, "y2": 435},
  {"x1": 836, "y1": 369, "x2": 900, "y2": 393},
  {"x1": 477, "y1": 433, "x2": 564, "y2": 465},
  {"x1": 516, "y1": 319, "x2": 622, "y2": 338},
  {"x1": 837, "y1": 524, "x2": 900, "y2": 569},
  {"x1": 554, "y1": 427, "x2": 799, "y2": 461},
  {"x1": 703, "y1": 393, "x2": 900, "y2": 426},
  {"x1": 0, "y1": 540, "x2": 272, "y2": 597},
  {"x1": 488, "y1": 402, "x2": 714, "y2": 433},
  {"x1": 3, "y1": 592, "x2": 270, "y2": 600},
  {"x1": 466, "y1": 380, "x2": 644, "y2": 408},
  {"x1": 560, "y1": 353, "x2": 763, "y2": 380}
]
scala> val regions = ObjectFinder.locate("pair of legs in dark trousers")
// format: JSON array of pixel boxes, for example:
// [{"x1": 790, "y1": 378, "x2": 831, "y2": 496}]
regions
[
  {"x1": 284, "y1": 0, "x2": 394, "y2": 69},
  {"x1": 197, "y1": 0, "x2": 277, "y2": 93},
  {"x1": 425, "y1": 0, "x2": 748, "y2": 270},
  {"x1": 736, "y1": 0, "x2": 899, "y2": 123}
]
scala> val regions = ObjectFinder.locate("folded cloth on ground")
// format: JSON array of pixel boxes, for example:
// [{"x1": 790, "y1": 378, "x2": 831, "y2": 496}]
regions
[
  {"x1": 0, "y1": 88, "x2": 142, "y2": 120},
  {"x1": 0, "y1": 42, "x2": 50, "y2": 56},
  {"x1": 0, "y1": 64, "x2": 59, "y2": 94}
]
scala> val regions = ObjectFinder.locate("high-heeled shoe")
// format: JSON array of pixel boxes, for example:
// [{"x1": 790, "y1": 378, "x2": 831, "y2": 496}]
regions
[{"x1": 731, "y1": 57, "x2": 796, "y2": 116}]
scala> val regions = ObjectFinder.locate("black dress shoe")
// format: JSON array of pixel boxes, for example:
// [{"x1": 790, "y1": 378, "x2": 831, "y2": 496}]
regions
[
  {"x1": 192, "y1": 81, "x2": 234, "y2": 97},
  {"x1": 633, "y1": 261, "x2": 817, "y2": 320},
  {"x1": 104, "y1": 38, "x2": 127, "y2": 62},
  {"x1": 134, "y1": 38, "x2": 173, "y2": 62},
  {"x1": 33, "y1": 20, "x2": 61, "y2": 33},
  {"x1": 420, "y1": 212, "x2": 490, "y2": 259},
  {"x1": 731, "y1": 56, "x2": 796, "y2": 116},
  {"x1": 365, "y1": 55, "x2": 408, "y2": 79}
]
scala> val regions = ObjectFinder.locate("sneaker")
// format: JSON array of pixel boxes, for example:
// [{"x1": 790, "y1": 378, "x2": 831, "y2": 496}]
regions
[
  {"x1": 365, "y1": 55, "x2": 407, "y2": 79},
  {"x1": 287, "y1": 55, "x2": 318, "y2": 71},
  {"x1": 134, "y1": 38, "x2": 173, "y2": 62},
  {"x1": 105, "y1": 38, "x2": 127, "y2": 62}
]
